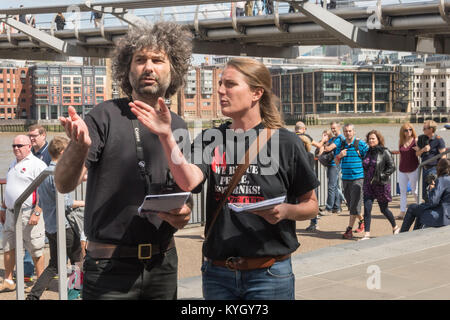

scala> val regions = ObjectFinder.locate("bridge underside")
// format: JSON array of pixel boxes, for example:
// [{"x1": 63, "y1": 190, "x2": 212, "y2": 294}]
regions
[{"x1": 0, "y1": 1, "x2": 449, "y2": 60}]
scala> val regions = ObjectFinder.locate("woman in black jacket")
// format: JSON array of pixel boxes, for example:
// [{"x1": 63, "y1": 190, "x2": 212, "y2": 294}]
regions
[{"x1": 360, "y1": 130, "x2": 399, "y2": 240}]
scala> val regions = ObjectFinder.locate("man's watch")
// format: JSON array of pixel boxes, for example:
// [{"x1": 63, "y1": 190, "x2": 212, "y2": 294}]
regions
[{"x1": 33, "y1": 211, "x2": 41, "y2": 217}]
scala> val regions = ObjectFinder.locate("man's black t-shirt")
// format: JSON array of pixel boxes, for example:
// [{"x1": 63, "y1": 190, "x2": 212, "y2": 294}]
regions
[
  {"x1": 84, "y1": 98, "x2": 189, "y2": 245},
  {"x1": 421, "y1": 134, "x2": 446, "y2": 166},
  {"x1": 192, "y1": 122, "x2": 320, "y2": 260}
]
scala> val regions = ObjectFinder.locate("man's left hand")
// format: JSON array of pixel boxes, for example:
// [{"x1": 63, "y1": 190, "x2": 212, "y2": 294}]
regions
[
  {"x1": 157, "y1": 204, "x2": 191, "y2": 229},
  {"x1": 29, "y1": 212, "x2": 40, "y2": 225}
]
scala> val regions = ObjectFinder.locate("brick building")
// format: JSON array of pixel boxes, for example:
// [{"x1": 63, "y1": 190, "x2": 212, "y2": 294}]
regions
[
  {"x1": 0, "y1": 65, "x2": 33, "y2": 119},
  {"x1": 31, "y1": 64, "x2": 109, "y2": 120},
  {"x1": 178, "y1": 66, "x2": 223, "y2": 119}
]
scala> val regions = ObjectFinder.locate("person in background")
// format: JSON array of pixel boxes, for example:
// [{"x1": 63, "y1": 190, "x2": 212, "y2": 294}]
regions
[
  {"x1": 295, "y1": 121, "x2": 321, "y2": 149},
  {"x1": 26, "y1": 136, "x2": 84, "y2": 300},
  {"x1": 28, "y1": 125, "x2": 51, "y2": 166},
  {"x1": 233, "y1": 2, "x2": 246, "y2": 16},
  {"x1": 415, "y1": 120, "x2": 446, "y2": 202},
  {"x1": 400, "y1": 158, "x2": 450, "y2": 232},
  {"x1": 360, "y1": 130, "x2": 399, "y2": 240},
  {"x1": 90, "y1": 11, "x2": 102, "y2": 28},
  {"x1": 397, "y1": 122, "x2": 419, "y2": 219},
  {"x1": 335, "y1": 124, "x2": 368, "y2": 239},
  {"x1": 54, "y1": 22, "x2": 193, "y2": 300},
  {"x1": 245, "y1": 1, "x2": 254, "y2": 16},
  {"x1": 317, "y1": 121, "x2": 345, "y2": 216},
  {"x1": 54, "y1": 12, "x2": 66, "y2": 31},
  {"x1": 299, "y1": 135, "x2": 320, "y2": 231},
  {"x1": 130, "y1": 57, "x2": 319, "y2": 300},
  {"x1": 0, "y1": 135, "x2": 47, "y2": 292}
]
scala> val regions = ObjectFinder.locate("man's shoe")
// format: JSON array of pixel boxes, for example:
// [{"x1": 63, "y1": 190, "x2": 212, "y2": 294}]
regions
[
  {"x1": 0, "y1": 281, "x2": 16, "y2": 292},
  {"x1": 319, "y1": 210, "x2": 333, "y2": 216},
  {"x1": 354, "y1": 220, "x2": 365, "y2": 233},
  {"x1": 332, "y1": 208, "x2": 342, "y2": 214},
  {"x1": 25, "y1": 294, "x2": 39, "y2": 300},
  {"x1": 342, "y1": 227, "x2": 353, "y2": 239},
  {"x1": 306, "y1": 224, "x2": 318, "y2": 231}
]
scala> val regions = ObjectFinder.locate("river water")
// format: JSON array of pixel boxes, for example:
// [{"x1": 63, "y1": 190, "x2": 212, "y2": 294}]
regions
[{"x1": 0, "y1": 123, "x2": 449, "y2": 177}]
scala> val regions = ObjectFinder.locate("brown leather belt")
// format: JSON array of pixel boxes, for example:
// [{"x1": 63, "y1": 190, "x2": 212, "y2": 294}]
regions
[
  {"x1": 211, "y1": 254, "x2": 291, "y2": 271},
  {"x1": 86, "y1": 238, "x2": 175, "y2": 260}
]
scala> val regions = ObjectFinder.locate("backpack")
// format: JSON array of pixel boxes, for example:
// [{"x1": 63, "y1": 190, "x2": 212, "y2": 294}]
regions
[
  {"x1": 93, "y1": 12, "x2": 102, "y2": 19},
  {"x1": 344, "y1": 138, "x2": 362, "y2": 159}
]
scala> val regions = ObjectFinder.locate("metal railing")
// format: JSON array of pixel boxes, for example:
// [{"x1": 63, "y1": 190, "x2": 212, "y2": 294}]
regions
[{"x1": 12, "y1": 167, "x2": 67, "y2": 300}]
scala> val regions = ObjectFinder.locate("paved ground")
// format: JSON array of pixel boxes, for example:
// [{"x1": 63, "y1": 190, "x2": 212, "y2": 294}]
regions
[{"x1": 3, "y1": 195, "x2": 447, "y2": 300}]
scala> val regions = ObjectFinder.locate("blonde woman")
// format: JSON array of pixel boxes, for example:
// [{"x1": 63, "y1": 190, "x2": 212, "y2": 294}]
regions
[
  {"x1": 130, "y1": 57, "x2": 319, "y2": 300},
  {"x1": 397, "y1": 122, "x2": 419, "y2": 219}
]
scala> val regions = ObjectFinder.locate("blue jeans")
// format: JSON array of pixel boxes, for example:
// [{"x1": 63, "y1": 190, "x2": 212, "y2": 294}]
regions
[
  {"x1": 202, "y1": 257, "x2": 295, "y2": 300},
  {"x1": 326, "y1": 165, "x2": 343, "y2": 211},
  {"x1": 24, "y1": 250, "x2": 34, "y2": 278}
]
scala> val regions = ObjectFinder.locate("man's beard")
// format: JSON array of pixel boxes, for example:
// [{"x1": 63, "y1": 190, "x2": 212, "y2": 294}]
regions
[{"x1": 129, "y1": 71, "x2": 171, "y2": 99}]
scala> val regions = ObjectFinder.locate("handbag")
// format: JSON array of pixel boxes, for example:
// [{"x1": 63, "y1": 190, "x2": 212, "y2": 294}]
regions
[{"x1": 67, "y1": 265, "x2": 83, "y2": 300}]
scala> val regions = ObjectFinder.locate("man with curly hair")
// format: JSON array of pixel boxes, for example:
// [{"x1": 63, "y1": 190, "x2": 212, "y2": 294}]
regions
[{"x1": 54, "y1": 22, "x2": 193, "y2": 300}]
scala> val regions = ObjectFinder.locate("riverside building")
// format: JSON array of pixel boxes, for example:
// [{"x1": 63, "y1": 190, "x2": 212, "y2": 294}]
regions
[
  {"x1": 270, "y1": 66, "x2": 408, "y2": 122},
  {"x1": 0, "y1": 64, "x2": 33, "y2": 120},
  {"x1": 31, "y1": 64, "x2": 109, "y2": 120}
]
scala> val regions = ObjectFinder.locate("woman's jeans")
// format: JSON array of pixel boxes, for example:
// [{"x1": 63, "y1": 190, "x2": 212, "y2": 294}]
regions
[
  {"x1": 202, "y1": 257, "x2": 295, "y2": 300},
  {"x1": 325, "y1": 165, "x2": 343, "y2": 212},
  {"x1": 398, "y1": 169, "x2": 418, "y2": 212},
  {"x1": 363, "y1": 197, "x2": 396, "y2": 232}
]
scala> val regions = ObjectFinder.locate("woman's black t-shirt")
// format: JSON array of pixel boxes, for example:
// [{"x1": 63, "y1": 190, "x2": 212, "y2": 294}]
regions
[{"x1": 192, "y1": 122, "x2": 320, "y2": 260}]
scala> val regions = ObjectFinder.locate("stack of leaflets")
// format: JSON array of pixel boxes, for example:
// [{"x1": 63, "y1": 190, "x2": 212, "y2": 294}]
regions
[
  {"x1": 138, "y1": 192, "x2": 191, "y2": 228},
  {"x1": 227, "y1": 195, "x2": 286, "y2": 213}
]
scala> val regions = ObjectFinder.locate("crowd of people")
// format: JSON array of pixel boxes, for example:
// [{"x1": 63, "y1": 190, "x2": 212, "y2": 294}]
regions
[
  {"x1": 297, "y1": 119, "x2": 448, "y2": 240},
  {"x1": 0, "y1": 19, "x2": 448, "y2": 301}
]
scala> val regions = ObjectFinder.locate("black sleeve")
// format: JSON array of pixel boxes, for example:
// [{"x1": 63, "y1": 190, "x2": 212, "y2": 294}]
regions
[
  {"x1": 84, "y1": 111, "x2": 106, "y2": 170},
  {"x1": 290, "y1": 138, "x2": 320, "y2": 199}
]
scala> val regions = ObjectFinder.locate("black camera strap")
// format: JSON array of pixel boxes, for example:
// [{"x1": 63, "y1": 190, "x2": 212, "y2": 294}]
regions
[{"x1": 132, "y1": 119, "x2": 152, "y2": 194}]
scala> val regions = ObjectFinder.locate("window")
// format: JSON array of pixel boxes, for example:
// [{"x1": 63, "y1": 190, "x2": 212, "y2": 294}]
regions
[
  {"x1": 95, "y1": 77, "x2": 104, "y2": 85},
  {"x1": 95, "y1": 87, "x2": 104, "y2": 94},
  {"x1": 62, "y1": 77, "x2": 71, "y2": 85},
  {"x1": 63, "y1": 87, "x2": 71, "y2": 94},
  {"x1": 73, "y1": 87, "x2": 81, "y2": 94},
  {"x1": 73, "y1": 77, "x2": 81, "y2": 85},
  {"x1": 63, "y1": 96, "x2": 71, "y2": 104}
]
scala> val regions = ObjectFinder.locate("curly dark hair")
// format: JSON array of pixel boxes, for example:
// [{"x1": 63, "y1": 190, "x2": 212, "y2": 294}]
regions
[{"x1": 112, "y1": 22, "x2": 193, "y2": 98}]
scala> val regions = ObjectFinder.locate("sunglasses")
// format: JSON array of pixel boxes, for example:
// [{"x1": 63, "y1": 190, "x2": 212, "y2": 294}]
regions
[
  {"x1": 404, "y1": 128, "x2": 413, "y2": 132},
  {"x1": 12, "y1": 144, "x2": 29, "y2": 149}
]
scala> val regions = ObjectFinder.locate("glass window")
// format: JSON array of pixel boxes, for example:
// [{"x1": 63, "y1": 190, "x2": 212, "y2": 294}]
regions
[
  {"x1": 73, "y1": 77, "x2": 82, "y2": 85},
  {"x1": 95, "y1": 77, "x2": 104, "y2": 85}
]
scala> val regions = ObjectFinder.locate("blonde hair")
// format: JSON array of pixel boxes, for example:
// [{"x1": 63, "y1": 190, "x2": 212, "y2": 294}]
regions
[
  {"x1": 323, "y1": 129, "x2": 332, "y2": 140},
  {"x1": 225, "y1": 57, "x2": 284, "y2": 129},
  {"x1": 299, "y1": 135, "x2": 312, "y2": 152},
  {"x1": 423, "y1": 120, "x2": 437, "y2": 133},
  {"x1": 399, "y1": 122, "x2": 417, "y2": 147}
]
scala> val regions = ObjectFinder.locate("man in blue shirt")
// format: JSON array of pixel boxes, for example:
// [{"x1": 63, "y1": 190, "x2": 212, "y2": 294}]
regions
[
  {"x1": 26, "y1": 136, "x2": 84, "y2": 300},
  {"x1": 335, "y1": 124, "x2": 368, "y2": 239}
]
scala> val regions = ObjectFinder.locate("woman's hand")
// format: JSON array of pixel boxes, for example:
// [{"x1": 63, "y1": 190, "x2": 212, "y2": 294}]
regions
[
  {"x1": 129, "y1": 98, "x2": 172, "y2": 139},
  {"x1": 250, "y1": 203, "x2": 290, "y2": 225}
]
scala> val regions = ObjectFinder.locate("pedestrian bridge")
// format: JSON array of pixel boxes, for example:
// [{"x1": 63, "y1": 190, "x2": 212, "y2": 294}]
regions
[{"x1": 0, "y1": 0, "x2": 449, "y2": 60}]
